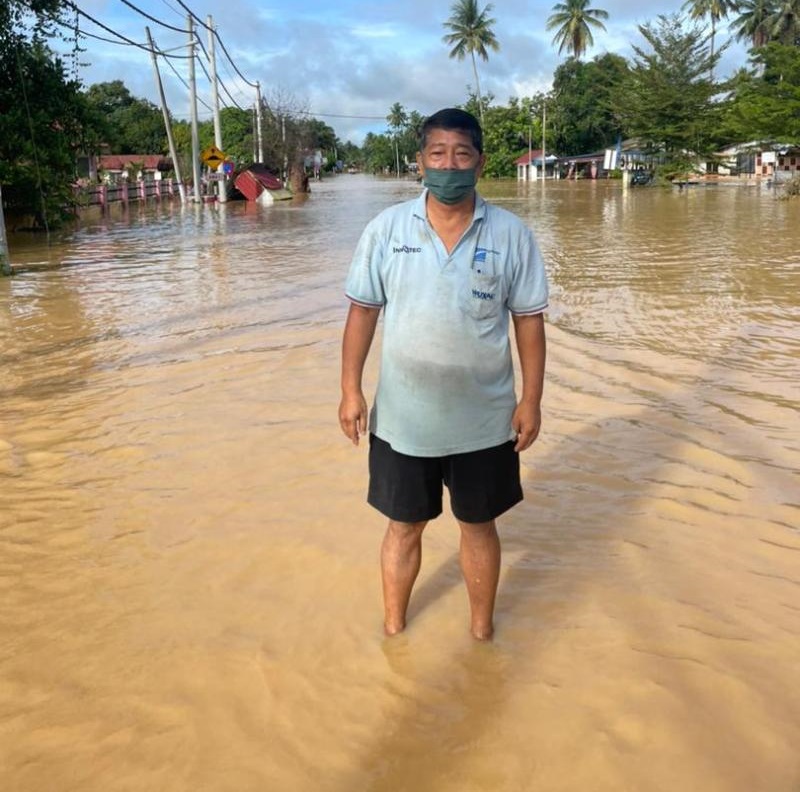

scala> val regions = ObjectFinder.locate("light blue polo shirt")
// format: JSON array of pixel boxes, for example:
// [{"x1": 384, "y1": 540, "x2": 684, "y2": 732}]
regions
[{"x1": 345, "y1": 189, "x2": 548, "y2": 457}]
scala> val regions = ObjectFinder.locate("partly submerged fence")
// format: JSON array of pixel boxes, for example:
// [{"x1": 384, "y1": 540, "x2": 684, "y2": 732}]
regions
[{"x1": 73, "y1": 179, "x2": 184, "y2": 209}]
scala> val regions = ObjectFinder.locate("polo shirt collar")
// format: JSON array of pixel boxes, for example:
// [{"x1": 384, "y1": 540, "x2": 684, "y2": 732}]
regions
[{"x1": 413, "y1": 189, "x2": 487, "y2": 223}]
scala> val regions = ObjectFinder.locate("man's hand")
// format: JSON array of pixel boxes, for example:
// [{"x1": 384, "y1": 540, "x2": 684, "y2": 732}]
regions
[
  {"x1": 511, "y1": 400, "x2": 541, "y2": 453},
  {"x1": 339, "y1": 390, "x2": 368, "y2": 445}
]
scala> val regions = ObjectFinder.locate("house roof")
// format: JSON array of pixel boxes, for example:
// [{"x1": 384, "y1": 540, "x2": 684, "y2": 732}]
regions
[
  {"x1": 98, "y1": 154, "x2": 172, "y2": 171},
  {"x1": 515, "y1": 150, "x2": 558, "y2": 165},
  {"x1": 557, "y1": 151, "x2": 605, "y2": 164}
]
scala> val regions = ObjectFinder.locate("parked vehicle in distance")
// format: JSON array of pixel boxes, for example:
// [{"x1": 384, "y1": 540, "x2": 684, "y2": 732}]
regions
[{"x1": 630, "y1": 169, "x2": 653, "y2": 186}]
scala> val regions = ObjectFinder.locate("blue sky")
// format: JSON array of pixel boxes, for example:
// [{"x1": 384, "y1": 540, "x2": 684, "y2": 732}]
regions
[{"x1": 63, "y1": 0, "x2": 751, "y2": 144}]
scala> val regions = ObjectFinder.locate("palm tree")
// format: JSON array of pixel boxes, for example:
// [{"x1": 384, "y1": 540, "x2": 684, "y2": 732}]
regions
[
  {"x1": 442, "y1": 0, "x2": 500, "y2": 125},
  {"x1": 731, "y1": 0, "x2": 777, "y2": 47},
  {"x1": 768, "y1": 0, "x2": 800, "y2": 44},
  {"x1": 682, "y1": 0, "x2": 737, "y2": 75},
  {"x1": 386, "y1": 102, "x2": 408, "y2": 177},
  {"x1": 546, "y1": 0, "x2": 609, "y2": 59}
]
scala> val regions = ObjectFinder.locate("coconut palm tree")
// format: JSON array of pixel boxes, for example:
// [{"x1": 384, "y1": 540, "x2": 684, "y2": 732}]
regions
[
  {"x1": 546, "y1": 0, "x2": 609, "y2": 59},
  {"x1": 768, "y1": 0, "x2": 800, "y2": 44},
  {"x1": 386, "y1": 102, "x2": 408, "y2": 177},
  {"x1": 731, "y1": 0, "x2": 777, "y2": 47},
  {"x1": 682, "y1": 0, "x2": 737, "y2": 75},
  {"x1": 442, "y1": 0, "x2": 500, "y2": 125}
]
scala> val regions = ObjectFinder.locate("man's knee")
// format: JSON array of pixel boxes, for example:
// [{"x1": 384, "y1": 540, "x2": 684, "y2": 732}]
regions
[
  {"x1": 458, "y1": 519, "x2": 497, "y2": 537},
  {"x1": 386, "y1": 520, "x2": 427, "y2": 543}
]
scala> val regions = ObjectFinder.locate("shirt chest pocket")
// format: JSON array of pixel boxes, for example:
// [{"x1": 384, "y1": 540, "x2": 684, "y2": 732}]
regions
[{"x1": 459, "y1": 272, "x2": 502, "y2": 321}]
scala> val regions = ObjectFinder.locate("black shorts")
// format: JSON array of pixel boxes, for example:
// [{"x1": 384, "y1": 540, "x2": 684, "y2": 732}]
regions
[{"x1": 367, "y1": 434, "x2": 523, "y2": 524}]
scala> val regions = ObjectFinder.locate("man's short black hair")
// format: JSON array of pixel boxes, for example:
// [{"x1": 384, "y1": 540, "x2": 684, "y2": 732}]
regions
[{"x1": 419, "y1": 108, "x2": 483, "y2": 154}]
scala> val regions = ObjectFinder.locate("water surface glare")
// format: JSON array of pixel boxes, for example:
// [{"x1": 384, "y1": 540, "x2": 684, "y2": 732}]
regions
[{"x1": 1, "y1": 177, "x2": 799, "y2": 791}]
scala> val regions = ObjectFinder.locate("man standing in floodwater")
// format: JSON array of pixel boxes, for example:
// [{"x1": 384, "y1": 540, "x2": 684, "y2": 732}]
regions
[{"x1": 338, "y1": 108, "x2": 548, "y2": 640}]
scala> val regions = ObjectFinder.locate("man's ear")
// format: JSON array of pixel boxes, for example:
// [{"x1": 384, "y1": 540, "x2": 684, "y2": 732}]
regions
[{"x1": 476, "y1": 153, "x2": 487, "y2": 178}]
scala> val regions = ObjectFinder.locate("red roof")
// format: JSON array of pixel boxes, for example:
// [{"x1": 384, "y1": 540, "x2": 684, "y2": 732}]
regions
[
  {"x1": 515, "y1": 150, "x2": 545, "y2": 165},
  {"x1": 97, "y1": 155, "x2": 172, "y2": 171},
  {"x1": 233, "y1": 164, "x2": 284, "y2": 201}
]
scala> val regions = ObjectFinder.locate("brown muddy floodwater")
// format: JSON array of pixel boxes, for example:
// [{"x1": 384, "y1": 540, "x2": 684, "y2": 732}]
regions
[{"x1": 1, "y1": 176, "x2": 799, "y2": 791}]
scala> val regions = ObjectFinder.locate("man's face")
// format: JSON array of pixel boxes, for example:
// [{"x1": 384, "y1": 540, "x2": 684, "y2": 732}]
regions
[{"x1": 417, "y1": 129, "x2": 485, "y2": 176}]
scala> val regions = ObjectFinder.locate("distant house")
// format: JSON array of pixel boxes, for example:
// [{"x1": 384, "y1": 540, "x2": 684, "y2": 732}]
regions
[
  {"x1": 599, "y1": 139, "x2": 665, "y2": 178},
  {"x1": 557, "y1": 150, "x2": 606, "y2": 180},
  {"x1": 515, "y1": 150, "x2": 558, "y2": 181},
  {"x1": 704, "y1": 142, "x2": 800, "y2": 180},
  {"x1": 92, "y1": 154, "x2": 174, "y2": 184}
]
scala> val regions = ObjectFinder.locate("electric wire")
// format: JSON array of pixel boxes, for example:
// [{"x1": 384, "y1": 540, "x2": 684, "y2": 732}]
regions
[
  {"x1": 169, "y1": 0, "x2": 258, "y2": 88},
  {"x1": 158, "y1": 46, "x2": 215, "y2": 113},
  {"x1": 116, "y1": 0, "x2": 191, "y2": 34},
  {"x1": 195, "y1": 52, "x2": 244, "y2": 111},
  {"x1": 63, "y1": 0, "x2": 193, "y2": 58}
]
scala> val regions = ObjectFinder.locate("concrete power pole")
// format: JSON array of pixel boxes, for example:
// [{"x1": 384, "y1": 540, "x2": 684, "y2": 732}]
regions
[
  {"x1": 188, "y1": 16, "x2": 202, "y2": 202},
  {"x1": 255, "y1": 81, "x2": 264, "y2": 164},
  {"x1": 0, "y1": 184, "x2": 12, "y2": 276},
  {"x1": 207, "y1": 15, "x2": 227, "y2": 203},
  {"x1": 146, "y1": 27, "x2": 186, "y2": 204},
  {"x1": 542, "y1": 102, "x2": 547, "y2": 182}
]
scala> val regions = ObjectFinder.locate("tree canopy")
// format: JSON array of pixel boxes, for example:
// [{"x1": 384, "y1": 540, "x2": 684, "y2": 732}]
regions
[
  {"x1": 616, "y1": 14, "x2": 728, "y2": 162},
  {"x1": 442, "y1": 0, "x2": 500, "y2": 125},
  {"x1": 546, "y1": 0, "x2": 609, "y2": 59}
]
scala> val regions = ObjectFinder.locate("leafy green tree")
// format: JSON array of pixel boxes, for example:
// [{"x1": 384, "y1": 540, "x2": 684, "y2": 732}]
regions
[
  {"x1": 480, "y1": 98, "x2": 539, "y2": 177},
  {"x1": 337, "y1": 140, "x2": 362, "y2": 170},
  {"x1": 617, "y1": 14, "x2": 728, "y2": 167},
  {"x1": 731, "y1": 0, "x2": 776, "y2": 47},
  {"x1": 1, "y1": 0, "x2": 100, "y2": 228},
  {"x1": 550, "y1": 53, "x2": 629, "y2": 155},
  {"x1": 442, "y1": 0, "x2": 500, "y2": 125},
  {"x1": 84, "y1": 81, "x2": 166, "y2": 154},
  {"x1": 724, "y1": 43, "x2": 800, "y2": 140},
  {"x1": 361, "y1": 132, "x2": 395, "y2": 174},
  {"x1": 217, "y1": 107, "x2": 255, "y2": 165},
  {"x1": 546, "y1": 0, "x2": 609, "y2": 60}
]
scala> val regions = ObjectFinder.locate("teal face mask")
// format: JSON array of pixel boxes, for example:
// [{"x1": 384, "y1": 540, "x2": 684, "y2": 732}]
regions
[{"x1": 422, "y1": 167, "x2": 477, "y2": 205}]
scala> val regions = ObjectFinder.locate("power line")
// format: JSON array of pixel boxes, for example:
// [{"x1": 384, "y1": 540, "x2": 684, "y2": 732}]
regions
[
  {"x1": 295, "y1": 110, "x2": 387, "y2": 120},
  {"x1": 169, "y1": 0, "x2": 258, "y2": 88},
  {"x1": 116, "y1": 0, "x2": 191, "y2": 34},
  {"x1": 63, "y1": 0, "x2": 193, "y2": 58},
  {"x1": 195, "y1": 51, "x2": 244, "y2": 111}
]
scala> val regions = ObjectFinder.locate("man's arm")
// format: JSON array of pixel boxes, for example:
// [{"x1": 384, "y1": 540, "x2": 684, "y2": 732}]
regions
[
  {"x1": 339, "y1": 302, "x2": 381, "y2": 445},
  {"x1": 511, "y1": 312, "x2": 546, "y2": 453}
]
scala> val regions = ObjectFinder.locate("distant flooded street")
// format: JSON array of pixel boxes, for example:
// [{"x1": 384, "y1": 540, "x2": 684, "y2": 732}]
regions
[{"x1": 1, "y1": 176, "x2": 798, "y2": 791}]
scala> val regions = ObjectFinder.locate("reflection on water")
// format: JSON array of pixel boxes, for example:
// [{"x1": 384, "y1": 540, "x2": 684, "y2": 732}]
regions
[{"x1": 1, "y1": 177, "x2": 799, "y2": 791}]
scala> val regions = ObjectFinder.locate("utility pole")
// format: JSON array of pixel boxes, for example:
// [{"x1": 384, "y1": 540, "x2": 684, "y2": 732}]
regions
[
  {"x1": 541, "y1": 102, "x2": 547, "y2": 182},
  {"x1": 146, "y1": 27, "x2": 186, "y2": 204},
  {"x1": 207, "y1": 15, "x2": 227, "y2": 203},
  {"x1": 188, "y1": 16, "x2": 202, "y2": 202},
  {"x1": 0, "y1": 184, "x2": 12, "y2": 276},
  {"x1": 528, "y1": 119, "x2": 532, "y2": 182},
  {"x1": 255, "y1": 82, "x2": 264, "y2": 164}
]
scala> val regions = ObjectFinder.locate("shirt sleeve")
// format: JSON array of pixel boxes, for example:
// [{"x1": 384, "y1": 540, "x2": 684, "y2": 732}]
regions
[
  {"x1": 507, "y1": 224, "x2": 549, "y2": 315},
  {"x1": 344, "y1": 219, "x2": 386, "y2": 307}
]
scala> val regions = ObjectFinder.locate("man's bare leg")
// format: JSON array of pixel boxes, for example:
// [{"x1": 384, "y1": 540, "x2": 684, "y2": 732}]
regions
[
  {"x1": 458, "y1": 520, "x2": 501, "y2": 640},
  {"x1": 381, "y1": 520, "x2": 427, "y2": 635}
]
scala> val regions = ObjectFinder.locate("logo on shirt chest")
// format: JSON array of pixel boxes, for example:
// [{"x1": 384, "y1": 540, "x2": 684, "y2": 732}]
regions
[{"x1": 392, "y1": 244, "x2": 422, "y2": 254}]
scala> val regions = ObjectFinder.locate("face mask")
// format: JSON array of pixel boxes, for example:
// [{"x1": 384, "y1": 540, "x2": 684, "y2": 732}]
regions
[{"x1": 423, "y1": 167, "x2": 477, "y2": 205}]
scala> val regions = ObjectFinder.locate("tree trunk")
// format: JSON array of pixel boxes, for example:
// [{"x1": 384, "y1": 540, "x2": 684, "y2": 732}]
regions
[{"x1": 471, "y1": 52, "x2": 484, "y2": 126}]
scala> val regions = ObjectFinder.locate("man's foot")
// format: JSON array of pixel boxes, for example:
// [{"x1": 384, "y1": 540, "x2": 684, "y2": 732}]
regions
[
  {"x1": 384, "y1": 619, "x2": 406, "y2": 636},
  {"x1": 470, "y1": 622, "x2": 494, "y2": 641}
]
